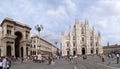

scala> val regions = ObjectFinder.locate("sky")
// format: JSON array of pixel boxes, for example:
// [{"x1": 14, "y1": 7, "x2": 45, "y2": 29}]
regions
[{"x1": 0, "y1": 0, "x2": 120, "y2": 48}]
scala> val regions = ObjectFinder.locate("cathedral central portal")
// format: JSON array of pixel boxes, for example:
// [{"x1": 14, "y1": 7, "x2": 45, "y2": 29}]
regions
[{"x1": 82, "y1": 48, "x2": 85, "y2": 55}]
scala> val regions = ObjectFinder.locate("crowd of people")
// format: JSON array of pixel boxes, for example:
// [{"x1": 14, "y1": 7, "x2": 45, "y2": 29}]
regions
[
  {"x1": 106, "y1": 53, "x2": 120, "y2": 64},
  {"x1": 0, "y1": 56, "x2": 10, "y2": 69},
  {"x1": 0, "y1": 56, "x2": 31, "y2": 69},
  {"x1": 31, "y1": 54, "x2": 58, "y2": 65},
  {"x1": 0, "y1": 53, "x2": 119, "y2": 69},
  {"x1": 98, "y1": 53, "x2": 120, "y2": 65}
]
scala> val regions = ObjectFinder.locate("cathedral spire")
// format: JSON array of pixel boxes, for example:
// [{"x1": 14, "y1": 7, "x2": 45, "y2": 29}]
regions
[
  {"x1": 98, "y1": 31, "x2": 101, "y2": 37},
  {"x1": 75, "y1": 19, "x2": 79, "y2": 25},
  {"x1": 92, "y1": 26, "x2": 94, "y2": 35},
  {"x1": 68, "y1": 25, "x2": 72, "y2": 37},
  {"x1": 84, "y1": 19, "x2": 89, "y2": 28},
  {"x1": 85, "y1": 18, "x2": 88, "y2": 25},
  {"x1": 69, "y1": 25, "x2": 71, "y2": 29},
  {"x1": 92, "y1": 26, "x2": 94, "y2": 31},
  {"x1": 61, "y1": 29, "x2": 65, "y2": 35}
]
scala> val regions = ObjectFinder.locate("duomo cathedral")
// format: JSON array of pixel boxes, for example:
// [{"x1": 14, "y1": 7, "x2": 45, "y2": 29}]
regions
[{"x1": 61, "y1": 20, "x2": 103, "y2": 56}]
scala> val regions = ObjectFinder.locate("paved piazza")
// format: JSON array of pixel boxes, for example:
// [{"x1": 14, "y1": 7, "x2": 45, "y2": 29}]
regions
[{"x1": 10, "y1": 55, "x2": 120, "y2": 69}]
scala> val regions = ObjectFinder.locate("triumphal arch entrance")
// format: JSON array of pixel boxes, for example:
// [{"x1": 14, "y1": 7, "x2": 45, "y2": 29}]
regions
[{"x1": 0, "y1": 18, "x2": 31, "y2": 58}]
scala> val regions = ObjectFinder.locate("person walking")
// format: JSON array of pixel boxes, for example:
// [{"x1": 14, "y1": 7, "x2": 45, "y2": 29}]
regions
[
  {"x1": 21, "y1": 57, "x2": 24, "y2": 63},
  {"x1": 48, "y1": 56, "x2": 52, "y2": 65},
  {"x1": 116, "y1": 53, "x2": 119, "y2": 64},
  {"x1": 51, "y1": 57, "x2": 55, "y2": 65},
  {"x1": 2, "y1": 57, "x2": 7, "y2": 69},
  {"x1": 101, "y1": 54, "x2": 105, "y2": 62},
  {"x1": 69, "y1": 56, "x2": 72, "y2": 61}
]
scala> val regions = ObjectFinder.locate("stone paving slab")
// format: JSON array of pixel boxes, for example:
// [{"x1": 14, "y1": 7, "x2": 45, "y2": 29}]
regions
[
  {"x1": 10, "y1": 56, "x2": 120, "y2": 69},
  {"x1": 10, "y1": 59, "x2": 74, "y2": 69}
]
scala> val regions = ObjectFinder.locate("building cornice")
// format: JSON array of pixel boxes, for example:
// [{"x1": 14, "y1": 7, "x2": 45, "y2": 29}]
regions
[
  {"x1": 1, "y1": 17, "x2": 31, "y2": 30},
  {"x1": 31, "y1": 35, "x2": 58, "y2": 49}
]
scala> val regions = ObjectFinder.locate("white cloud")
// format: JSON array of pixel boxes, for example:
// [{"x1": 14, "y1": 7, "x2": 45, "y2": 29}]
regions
[
  {"x1": 82, "y1": 0, "x2": 120, "y2": 45},
  {"x1": 99, "y1": 0, "x2": 120, "y2": 15},
  {"x1": 63, "y1": 0, "x2": 77, "y2": 12},
  {"x1": 95, "y1": 20, "x2": 107, "y2": 28},
  {"x1": 1, "y1": 0, "x2": 120, "y2": 46},
  {"x1": 102, "y1": 34, "x2": 120, "y2": 45},
  {"x1": 46, "y1": 6, "x2": 67, "y2": 19},
  {"x1": 88, "y1": 0, "x2": 120, "y2": 17},
  {"x1": 46, "y1": 0, "x2": 77, "y2": 20},
  {"x1": 41, "y1": 30, "x2": 61, "y2": 48}
]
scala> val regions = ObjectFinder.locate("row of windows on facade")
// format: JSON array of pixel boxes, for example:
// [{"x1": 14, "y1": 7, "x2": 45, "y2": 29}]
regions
[
  {"x1": 73, "y1": 27, "x2": 89, "y2": 34},
  {"x1": 81, "y1": 27, "x2": 85, "y2": 34},
  {"x1": 66, "y1": 49, "x2": 99, "y2": 55},
  {"x1": 66, "y1": 42, "x2": 98, "y2": 47},
  {"x1": 73, "y1": 36, "x2": 95, "y2": 40},
  {"x1": 31, "y1": 45, "x2": 40, "y2": 48},
  {"x1": 30, "y1": 51, "x2": 37, "y2": 55},
  {"x1": 6, "y1": 29, "x2": 29, "y2": 39},
  {"x1": 31, "y1": 39, "x2": 40, "y2": 43}
]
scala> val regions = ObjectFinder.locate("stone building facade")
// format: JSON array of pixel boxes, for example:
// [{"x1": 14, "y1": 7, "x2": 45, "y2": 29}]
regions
[
  {"x1": 31, "y1": 35, "x2": 58, "y2": 56},
  {"x1": 0, "y1": 18, "x2": 59, "y2": 58},
  {"x1": 61, "y1": 20, "x2": 103, "y2": 56},
  {"x1": 103, "y1": 44, "x2": 120, "y2": 54},
  {"x1": 0, "y1": 18, "x2": 31, "y2": 58}
]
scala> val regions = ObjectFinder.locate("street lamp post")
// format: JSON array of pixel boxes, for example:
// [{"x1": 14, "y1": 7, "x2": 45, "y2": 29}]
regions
[
  {"x1": 35, "y1": 24, "x2": 43, "y2": 55},
  {"x1": 35, "y1": 25, "x2": 43, "y2": 37}
]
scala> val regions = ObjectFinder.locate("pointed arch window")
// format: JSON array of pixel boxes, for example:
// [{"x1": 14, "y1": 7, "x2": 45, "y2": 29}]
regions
[
  {"x1": 91, "y1": 42, "x2": 92, "y2": 46},
  {"x1": 96, "y1": 42, "x2": 97, "y2": 46},
  {"x1": 82, "y1": 37, "x2": 84, "y2": 42},
  {"x1": 66, "y1": 42, "x2": 70, "y2": 47},
  {"x1": 90, "y1": 37, "x2": 92, "y2": 40},
  {"x1": 34, "y1": 45, "x2": 36, "y2": 48},
  {"x1": 73, "y1": 36, "x2": 75, "y2": 40},
  {"x1": 81, "y1": 27, "x2": 84, "y2": 34},
  {"x1": 73, "y1": 42, "x2": 75, "y2": 47}
]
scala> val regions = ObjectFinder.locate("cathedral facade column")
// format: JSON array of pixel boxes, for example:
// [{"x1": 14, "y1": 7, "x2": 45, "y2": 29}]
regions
[
  {"x1": 69, "y1": 27, "x2": 73, "y2": 55},
  {"x1": 11, "y1": 43, "x2": 15, "y2": 56},
  {"x1": 23, "y1": 44, "x2": 26, "y2": 58},
  {"x1": 4, "y1": 42, "x2": 7, "y2": 56}
]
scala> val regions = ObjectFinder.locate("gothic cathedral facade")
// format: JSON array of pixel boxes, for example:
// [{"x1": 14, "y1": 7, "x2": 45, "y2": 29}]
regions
[{"x1": 61, "y1": 20, "x2": 103, "y2": 56}]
